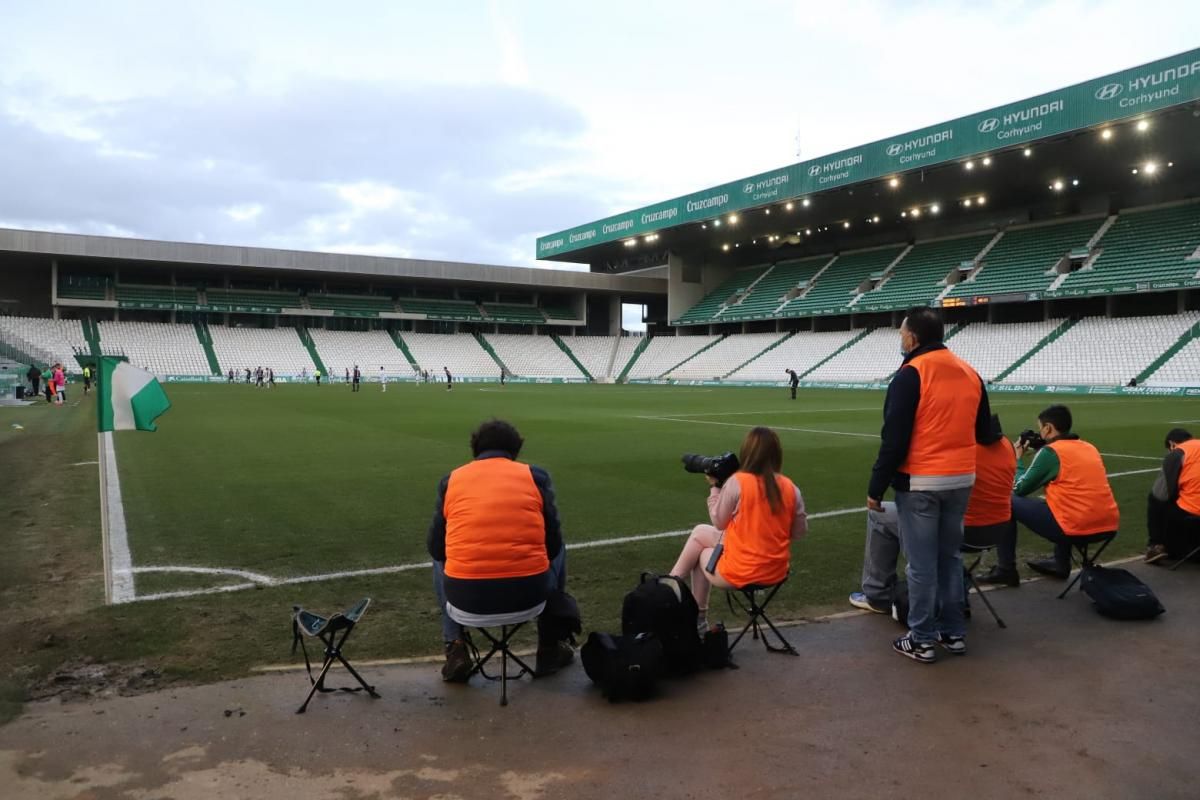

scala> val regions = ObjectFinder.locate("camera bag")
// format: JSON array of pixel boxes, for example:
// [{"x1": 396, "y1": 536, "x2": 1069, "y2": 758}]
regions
[
  {"x1": 581, "y1": 631, "x2": 663, "y2": 702},
  {"x1": 1081, "y1": 565, "x2": 1166, "y2": 620},
  {"x1": 621, "y1": 573, "x2": 704, "y2": 675}
]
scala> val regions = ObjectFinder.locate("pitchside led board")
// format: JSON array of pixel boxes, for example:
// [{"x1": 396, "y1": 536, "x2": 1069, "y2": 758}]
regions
[{"x1": 537, "y1": 47, "x2": 1200, "y2": 260}]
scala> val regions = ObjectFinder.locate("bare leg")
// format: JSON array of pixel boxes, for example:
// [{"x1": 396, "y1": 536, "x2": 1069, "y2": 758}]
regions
[{"x1": 671, "y1": 524, "x2": 721, "y2": 610}]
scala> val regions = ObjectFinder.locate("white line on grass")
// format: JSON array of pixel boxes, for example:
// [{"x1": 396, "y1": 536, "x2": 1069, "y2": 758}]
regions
[
  {"x1": 101, "y1": 432, "x2": 135, "y2": 603},
  {"x1": 117, "y1": 465, "x2": 1159, "y2": 603},
  {"x1": 1099, "y1": 452, "x2": 1161, "y2": 461},
  {"x1": 71, "y1": 460, "x2": 99, "y2": 466},
  {"x1": 637, "y1": 415, "x2": 877, "y2": 439}
]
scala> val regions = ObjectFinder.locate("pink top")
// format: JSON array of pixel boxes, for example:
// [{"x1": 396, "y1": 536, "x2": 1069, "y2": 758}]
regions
[{"x1": 54, "y1": 368, "x2": 65, "y2": 385}]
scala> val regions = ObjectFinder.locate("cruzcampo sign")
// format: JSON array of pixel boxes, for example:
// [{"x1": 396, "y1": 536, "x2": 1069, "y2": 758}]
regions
[{"x1": 537, "y1": 47, "x2": 1200, "y2": 260}]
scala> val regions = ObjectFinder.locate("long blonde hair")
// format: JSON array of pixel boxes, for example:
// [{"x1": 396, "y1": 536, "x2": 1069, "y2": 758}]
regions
[{"x1": 739, "y1": 426, "x2": 784, "y2": 513}]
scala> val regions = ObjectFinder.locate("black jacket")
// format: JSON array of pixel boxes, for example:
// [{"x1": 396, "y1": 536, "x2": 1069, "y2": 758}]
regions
[{"x1": 868, "y1": 343, "x2": 992, "y2": 499}]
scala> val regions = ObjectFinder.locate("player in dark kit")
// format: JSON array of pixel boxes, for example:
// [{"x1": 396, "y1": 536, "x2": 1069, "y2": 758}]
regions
[
  {"x1": 786, "y1": 368, "x2": 800, "y2": 400},
  {"x1": 352, "y1": 365, "x2": 361, "y2": 392},
  {"x1": 444, "y1": 366, "x2": 452, "y2": 390}
]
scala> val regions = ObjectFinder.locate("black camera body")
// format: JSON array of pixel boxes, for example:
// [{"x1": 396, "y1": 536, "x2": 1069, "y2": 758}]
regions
[
  {"x1": 681, "y1": 452, "x2": 740, "y2": 487},
  {"x1": 1018, "y1": 429, "x2": 1046, "y2": 451}
]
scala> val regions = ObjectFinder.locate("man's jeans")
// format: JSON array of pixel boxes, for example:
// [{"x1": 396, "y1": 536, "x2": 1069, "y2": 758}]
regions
[
  {"x1": 895, "y1": 488, "x2": 971, "y2": 644},
  {"x1": 1008, "y1": 495, "x2": 1072, "y2": 569},
  {"x1": 861, "y1": 502, "x2": 901, "y2": 607},
  {"x1": 433, "y1": 549, "x2": 568, "y2": 642}
]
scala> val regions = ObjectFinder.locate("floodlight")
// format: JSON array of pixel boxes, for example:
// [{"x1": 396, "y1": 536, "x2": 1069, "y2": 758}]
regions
[
  {"x1": 1137, "y1": 119, "x2": 1149, "y2": 132},
  {"x1": 910, "y1": 208, "x2": 920, "y2": 218},
  {"x1": 1052, "y1": 180, "x2": 1064, "y2": 191},
  {"x1": 1101, "y1": 128, "x2": 1113, "y2": 140},
  {"x1": 765, "y1": 209, "x2": 771, "y2": 215},
  {"x1": 802, "y1": 198, "x2": 811, "y2": 207},
  {"x1": 889, "y1": 178, "x2": 899, "y2": 188},
  {"x1": 965, "y1": 161, "x2": 975, "y2": 170},
  {"x1": 785, "y1": 202, "x2": 794, "y2": 211},
  {"x1": 982, "y1": 157, "x2": 992, "y2": 166},
  {"x1": 843, "y1": 221, "x2": 850, "y2": 229},
  {"x1": 729, "y1": 214, "x2": 739, "y2": 224},
  {"x1": 977, "y1": 195, "x2": 986, "y2": 205},
  {"x1": 624, "y1": 239, "x2": 637, "y2": 247},
  {"x1": 930, "y1": 204, "x2": 940, "y2": 215},
  {"x1": 963, "y1": 198, "x2": 972, "y2": 207},
  {"x1": 1023, "y1": 148, "x2": 1032, "y2": 157},
  {"x1": 722, "y1": 243, "x2": 730, "y2": 251},
  {"x1": 713, "y1": 219, "x2": 722, "y2": 227},
  {"x1": 1144, "y1": 162, "x2": 1158, "y2": 174}
]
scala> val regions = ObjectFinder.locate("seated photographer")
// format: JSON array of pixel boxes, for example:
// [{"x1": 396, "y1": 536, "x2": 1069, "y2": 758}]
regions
[
  {"x1": 669, "y1": 426, "x2": 807, "y2": 629},
  {"x1": 1000, "y1": 404, "x2": 1120, "y2": 579},
  {"x1": 850, "y1": 415, "x2": 1016, "y2": 611},
  {"x1": 427, "y1": 419, "x2": 574, "y2": 683},
  {"x1": 1146, "y1": 428, "x2": 1200, "y2": 564}
]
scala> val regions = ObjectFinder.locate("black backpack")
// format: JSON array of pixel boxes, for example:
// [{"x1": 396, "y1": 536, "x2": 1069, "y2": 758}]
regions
[
  {"x1": 621, "y1": 573, "x2": 703, "y2": 675},
  {"x1": 581, "y1": 632, "x2": 663, "y2": 702},
  {"x1": 1081, "y1": 566, "x2": 1166, "y2": 620}
]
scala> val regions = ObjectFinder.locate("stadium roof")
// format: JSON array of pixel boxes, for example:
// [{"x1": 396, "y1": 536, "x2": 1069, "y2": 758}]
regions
[
  {"x1": 0, "y1": 227, "x2": 665, "y2": 296},
  {"x1": 537, "y1": 47, "x2": 1200, "y2": 264}
]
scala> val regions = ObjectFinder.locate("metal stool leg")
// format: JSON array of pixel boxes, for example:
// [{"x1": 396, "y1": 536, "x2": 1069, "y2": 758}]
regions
[
  {"x1": 966, "y1": 573, "x2": 1007, "y2": 628},
  {"x1": 1169, "y1": 543, "x2": 1200, "y2": 571},
  {"x1": 500, "y1": 626, "x2": 510, "y2": 707}
]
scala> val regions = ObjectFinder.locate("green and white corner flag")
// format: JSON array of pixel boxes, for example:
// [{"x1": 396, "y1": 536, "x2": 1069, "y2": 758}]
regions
[{"x1": 97, "y1": 357, "x2": 171, "y2": 432}]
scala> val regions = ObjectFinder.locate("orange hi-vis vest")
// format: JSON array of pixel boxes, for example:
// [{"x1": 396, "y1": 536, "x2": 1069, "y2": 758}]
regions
[
  {"x1": 965, "y1": 437, "x2": 1017, "y2": 527},
  {"x1": 720, "y1": 472, "x2": 797, "y2": 588},
  {"x1": 898, "y1": 348, "x2": 982, "y2": 479},
  {"x1": 1174, "y1": 439, "x2": 1200, "y2": 516},
  {"x1": 1044, "y1": 439, "x2": 1120, "y2": 535},
  {"x1": 442, "y1": 457, "x2": 548, "y2": 580}
]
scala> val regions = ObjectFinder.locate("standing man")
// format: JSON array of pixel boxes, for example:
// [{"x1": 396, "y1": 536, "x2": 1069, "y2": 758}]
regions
[
  {"x1": 82, "y1": 364, "x2": 92, "y2": 395},
  {"x1": 27, "y1": 363, "x2": 41, "y2": 398},
  {"x1": 500, "y1": 368, "x2": 506, "y2": 386},
  {"x1": 380, "y1": 366, "x2": 387, "y2": 393},
  {"x1": 345, "y1": 367, "x2": 350, "y2": 385},
  {"x1": 867, "y1": 307, "x2": 991, "y2": 664},
  {"x1": 785, "y1": 368, "x2": 800, "y2": 400},
  {"x1": 352, "y1": 365, "x2": 361, "y2": 392},
  {"x1": 268, "y1": 367, "x2": 275, "y2": 388},
  {"x1": 315, "y1": 368, "x2": 322, "y2": 386},
  {"x1": 444, "y1": 366, "x2": 453, "y2": 391},
  {"x1": 227, "y1": 368, "x2": 234, "y2": 384}
]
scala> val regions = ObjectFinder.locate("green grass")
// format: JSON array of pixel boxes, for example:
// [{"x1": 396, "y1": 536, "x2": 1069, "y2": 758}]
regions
[{"x1": 0, "y1": 382, "x2": 1188, "y2": 720}]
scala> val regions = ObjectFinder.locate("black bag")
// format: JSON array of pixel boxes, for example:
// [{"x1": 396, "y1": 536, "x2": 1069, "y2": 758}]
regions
[
  {"x1": 701, "y1": 623, "x2": 732, "y2": 669},
  {"x1": 1081, "y1": 566, "x2": 1166, "y2": 620},
  {"x1": 581, "y1": 632, "x2": 663, "y2": 702},
  {"x1": 891, "y1": 580, "x2": 910, "y2": 627},
  {"x1": 621, "y1": 573, "x2": 703, "y2": 675}
]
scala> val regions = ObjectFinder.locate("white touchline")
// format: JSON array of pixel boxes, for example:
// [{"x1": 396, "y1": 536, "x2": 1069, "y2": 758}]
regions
[
  {"x1": 637, "y1": 415, "x2": 877, "y2": 439},
  {"x1": 101, "y1": 432, "x2": 136, "y2": 603},
  {"x1": 116, "y1": 467, "x2": 1159, "y2": 604},
  {"x1": 1099, "y1": 452, "x2": 1161, "y2": 461}
]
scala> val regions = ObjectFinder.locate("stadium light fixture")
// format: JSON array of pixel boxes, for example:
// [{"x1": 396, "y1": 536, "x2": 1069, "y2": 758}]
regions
[
  {"x1": 785, "y1": 202, "x2": 794, "y2": 211},
  {"x1": 977, "y1": 195, "x2": 986, "y2": 205},
  {"x1": 1131, "y1": 168, "x2": 1139, "y2": 174},
  {"x1": 1144, "y1": 162, "x2": 1158, "y2": 174},
  {"x1": 843, "y1": 221, "x2": 851, "y2": 229},
  {"x1": 930, "y1": 204, "x2": 940, "y2": 215},
  {"x1": 765, "y1": 209, "x2": 771, "y2": 215},
  {"x1": 965, "y1": 160, "x2": 975, "y2": 171},
  {"x1": 910, "y1": 208, "x2": 920, "y2": 218},
  {"x1": 805, "y1": 228, "x2": 812, "y2": 235},
  {"x1": 1072, "y1": 179, "x2": 1079, "y2": 186},
  {"x1": 729, "y1": 214, "x2": 739, "y2": 224},
  {"x1": 963, "y1": 198, "x2": 972, "y2": 207},
  {"x1": 1023, "y1": 148, "x2": 1032, "y2": 157},
  {"x1": 1137, "y1": 119, "x2": 1150, "y2": 132},
  {"x1": 1101, "y1": 128, "x2": 1113, "y2": 140},
  {"x1": 982, "y1": 157, "x2": 992, "y2": 166},
  {"x1": 1051, "y1": 180, "x2": 1064, "y2": 191},
  {"x1": 701, "y1": 223, "x2": 707, "y2": 229},
  {"x1": 713, "y1": 219, "x2": 722, "y2": 227},
  {"x1": 722, "y1": 243, "x2": 730, "y2": 252},
  {"x1": 624, "y1": 239, "x2": 637, "y2": 247},
  {"x1": 735, "y1": 243, "x2": 740, "y2": 248},
  {"x1": 901, "y1": 211, "x2": 907, "y2": 218},
  {"x1": 872, "y1": 215, "x2": 880, "y2": 223},
  {"x1": 1169, "y1": 161, "x2": 1174, "y2": 167},
  {"x1": 802, "y1": 198, "x2": 811, "y2": 207},
  {"x1": 889, "y1": 177, "x2": 900, "y2": 188}
]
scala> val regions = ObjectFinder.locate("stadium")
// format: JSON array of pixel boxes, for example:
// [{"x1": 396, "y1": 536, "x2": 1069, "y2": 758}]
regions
[{"x1": 2, "y1": 40, "x2": 1200, "y2": 799}]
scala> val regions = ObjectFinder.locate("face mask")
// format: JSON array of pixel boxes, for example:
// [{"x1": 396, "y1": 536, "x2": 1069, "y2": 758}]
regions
[{"x1": 899, "y1": 347, "x2": 909, "y2": 357}]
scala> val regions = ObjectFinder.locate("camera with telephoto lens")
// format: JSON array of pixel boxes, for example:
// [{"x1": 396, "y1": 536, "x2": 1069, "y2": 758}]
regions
[
  {"x1": 1018, "y1": 429, "x2": 1046, "y2": 451},
  {"x1": 681, "y1": 452, "x2": 740, "y2": 487}
]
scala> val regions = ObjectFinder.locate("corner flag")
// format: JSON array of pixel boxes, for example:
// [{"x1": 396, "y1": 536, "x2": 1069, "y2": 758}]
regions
[{"x1": 96, "y1": 357, "x2": 171, "y2": 432}]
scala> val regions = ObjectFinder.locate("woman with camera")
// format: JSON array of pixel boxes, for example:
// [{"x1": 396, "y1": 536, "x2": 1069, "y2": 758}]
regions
[{"x1": 669, "y1": 426, "x2": 808, "y2": 629}]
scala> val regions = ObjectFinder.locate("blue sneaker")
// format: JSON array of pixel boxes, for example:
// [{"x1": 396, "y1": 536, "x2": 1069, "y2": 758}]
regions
[{"x1": 849, "y1": 592, "x2": 889, "y2": 614}]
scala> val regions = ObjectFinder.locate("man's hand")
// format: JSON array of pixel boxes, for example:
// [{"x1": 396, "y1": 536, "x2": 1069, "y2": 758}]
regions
[
  {"x1": 1013, "y1": 438, "x2": 1028, "y2": 460},
  {"x1": 867, "y1": 496, "x2": 884, "y2": 512}
]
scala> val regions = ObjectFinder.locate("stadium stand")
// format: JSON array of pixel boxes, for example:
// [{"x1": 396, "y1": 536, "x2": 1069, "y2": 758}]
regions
[
  {"x1": 948, "y1": 217, "x2": 1106, "y2": 299},
  {"x1": 542, "y1": 304, "x2": 581, "y2": 321},
  {"x1": 399, "y1": 333, "x2": 497, "y2": 377},
  {"x1": 306, "y1": 293, "x2": 394, "y2": 316},
  {"x1": 96, "y1": 321, "x2": 211, "y2": 376},
  {"x1": 57, "y1": 274, "x2": 110, "y2": 301},
  {"x1": 485, "y1": 334, "x2": 583, "y2": 377},
  {"x1": 780, "y1": 246, "x2": 906, "y2": 317},
  {"x1": 558, "y1": 336, "x2": 620, "y2": 379},
  {"x1": 208, "y1": 326, "x2": 316, "y2": 376},
  {"x1": 1005, "y1": 313, "x2": 1200, "y2": 386},
  {"x1": 0, "y1": 316, "x2": 90, "y2": 368},
  {"x1": 856, "y1": 234, "x2": 992, "y2": 312},
  {"x1": 721, "y1": 256, "x2": 831, "y2": 322},
  {"x1": 612, "y1": 336, "x2": 644, "y2": 379},
  {"x1": 1054, "y1": 202, "x2": 1200, "y2": 295},
  {"x1": 626, "y1": 335, "x2": 720, "y2": 379},
  {"x1": 397, "y1": 298, "x2": 484, "y2": 320},
  {"x1": 726, "y1": 330, "x2": 861, "y2": 382},
  {"x1": 115, "y1": 285, "x2": 199, "y2": 310},
  {"x1": 672, "y1": 265, "x2": 773, "y2": 324},
  {"x1": 665, "y1": 332, "x2": 787, "y2": 380},
  {"x1": 205, "y1": 288, "x2": 301, "y2": 313},
  {"x1": 1145, "y1": 331, "x2": 1200, "y2": 386},
  {"x1": 804, "y1": 328, "x2": 902, "y2": 382},
  {"x1": 940, "y1": 319, "x2": 1062, "y2": 381},
  {"x1": 308, "y1": 329, "x2": 414, "y2": 379},
  {"x1": 484, "y1": 304, "x2": 547, "y2": 324}
]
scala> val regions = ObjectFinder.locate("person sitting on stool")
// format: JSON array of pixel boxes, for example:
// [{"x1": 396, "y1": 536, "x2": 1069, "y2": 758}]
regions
[
  {"x1": 1001, "y1": 404, "x2": 1119, "y2": 579},
  {"x1": 1145, "y1": 428, "x2": 1200, "y2": 564}
]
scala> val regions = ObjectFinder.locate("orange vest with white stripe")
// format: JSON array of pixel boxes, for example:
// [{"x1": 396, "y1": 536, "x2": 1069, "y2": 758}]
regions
[
  {"x1": 720, "y1": 472, "x2": 796, "y2": 588},
  {"x1": 965, "y1": 437, "x2": 1017, "y2": 527},
  {"x1": 898, "y1": 348, "x2": 982, "y2": 478},
  {"x1": 1174, "y1": 439, "x2": 1200, "y2": 517},
  {"x1": 1044, "y1": 439, "x2": 1120, "y2": 535},
  {"x1": 443, "y1": 458, "x2": 548, "y2": 580}
]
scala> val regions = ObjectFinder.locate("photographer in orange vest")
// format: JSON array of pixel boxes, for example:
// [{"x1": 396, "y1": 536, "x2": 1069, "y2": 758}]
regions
[
  {"x1": 1145, "y1": 428, "x2": 1200, "y2": 564},
  {"x1": 428, "y1": 419, "x2": 574, "y2": 683},
  {"x1": 1000, "y1": 404, "x2": 1119, "y2": 579}
]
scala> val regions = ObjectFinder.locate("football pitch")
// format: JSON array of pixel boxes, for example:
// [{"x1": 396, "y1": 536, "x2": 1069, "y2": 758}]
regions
[{"x1": 0, "y1": 381, "x2": 1188, "y2": 708}]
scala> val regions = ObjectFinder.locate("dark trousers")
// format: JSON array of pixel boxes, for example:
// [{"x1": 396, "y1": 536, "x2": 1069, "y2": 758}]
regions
[
  {"x1": 1147, "y1": 494, "x2": 1200, "y2": 557},
  {"x1": 1005, "y1": 495, "x2": 1075, "y2": 569},
  {"x1": 790, "y1": 385, "x2": 797, "y2": 399}
]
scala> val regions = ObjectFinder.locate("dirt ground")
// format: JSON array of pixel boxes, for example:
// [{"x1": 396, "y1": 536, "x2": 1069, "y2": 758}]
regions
[{"x1": 1, "y1": 561, "x2": 1197, "y2": 800}]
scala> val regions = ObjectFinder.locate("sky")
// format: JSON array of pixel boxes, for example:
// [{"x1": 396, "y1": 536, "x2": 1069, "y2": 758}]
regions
[{"x1": 1, "y1": 1, "x2": 1197, "y2": 304}]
